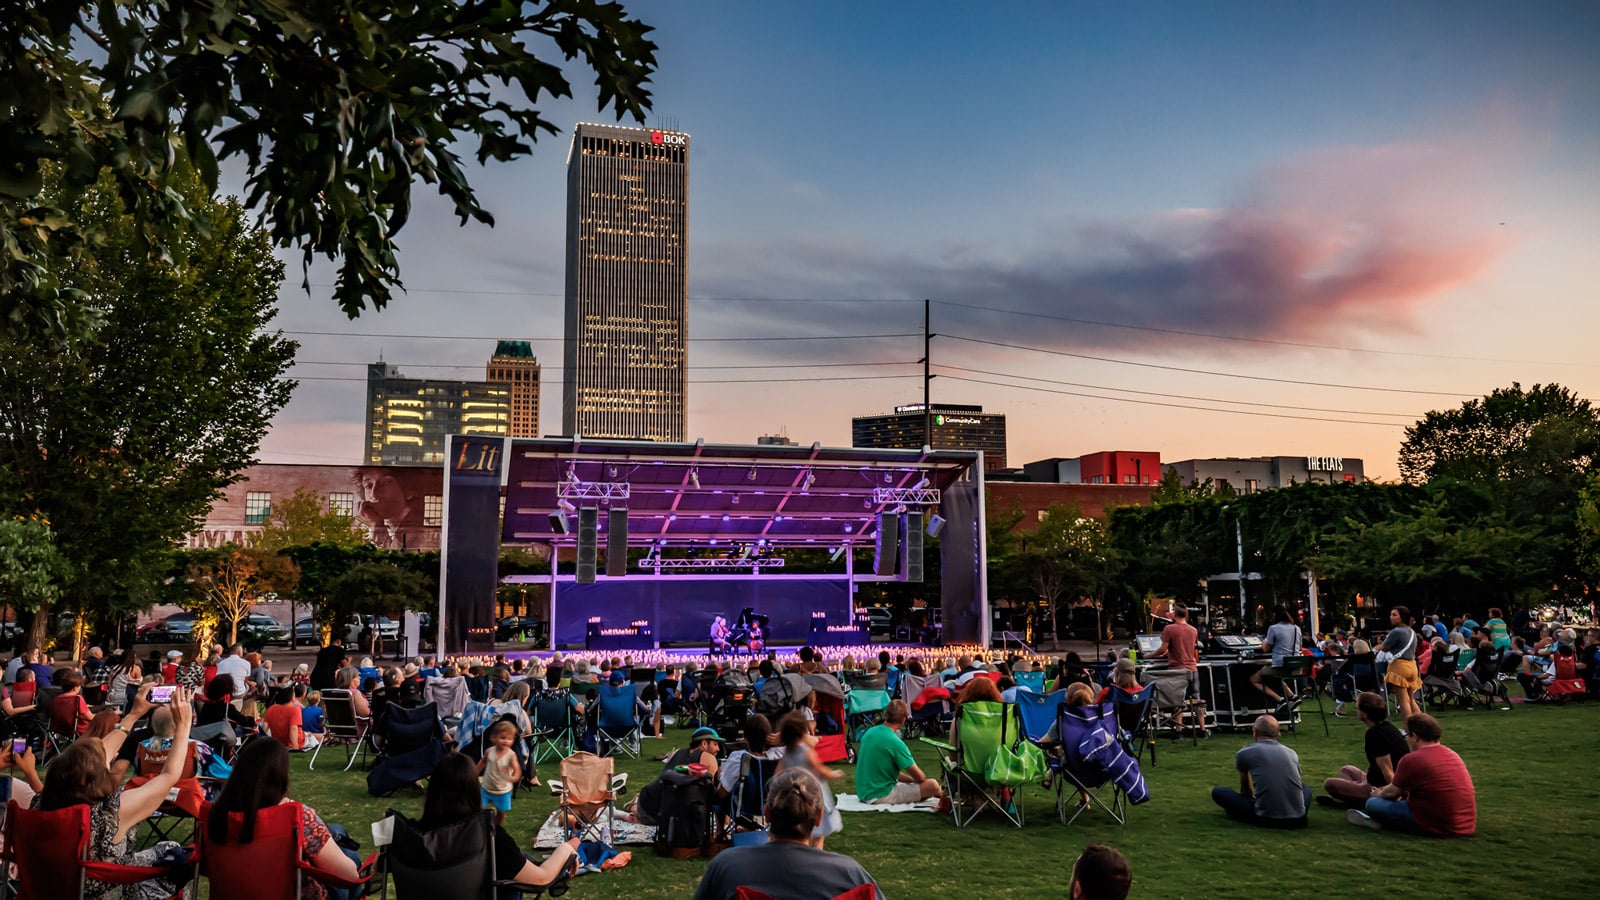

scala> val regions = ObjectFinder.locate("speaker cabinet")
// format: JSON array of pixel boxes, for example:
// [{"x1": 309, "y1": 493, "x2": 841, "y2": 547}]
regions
[
  {"x1": 576, "y1": 507, "x2": 598, "y2": 584},
  {"x1": 606, "y1": 507, "x2": 628, "y2": 577},
  {"x1": 873, "y1": 512, "x2": 899, "y2": 576},
  {"x1": 901, "y1": 511, "x2": 924, "y2": 582}
]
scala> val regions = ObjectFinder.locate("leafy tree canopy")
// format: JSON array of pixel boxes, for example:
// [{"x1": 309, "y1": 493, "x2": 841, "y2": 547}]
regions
[
  {"x1": 255, "y1": 487, "x2": 368, "y2": 552},
  {"x1": 1, "y1": 1, "x2": 658, "y2": 339},
  {"x1": 0, "y1": 165, "x2": 295, "y2": 648}
]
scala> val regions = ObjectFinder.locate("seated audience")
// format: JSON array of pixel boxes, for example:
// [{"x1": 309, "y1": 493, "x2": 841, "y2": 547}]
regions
[
  {"x1": 417, "y1": 752, "x2": 578, "y2": 897},
  {"x1": 264, "y1": 687, "x2": 320, "y2": 750},
  {"x1": 855, "y1": 700, "x2": 941, "y2": 805},
  {"x1": 50, "y1": 671, "x2": 94, "y2": 736},
  {"x1": 1211, "y1": 715, "x2": 1310, "y2": 828},
  {"x1": 718, "y1": 714, "x2": 784, "y2": 798},
  {"x1": 1319, "y1": 692, "x2": 1408, "y2": 809},
  {"x1": 1070, "y1": 842, "x2": 1133, "y2": 900},
  {"x1": 1350, "y1": 713, "x2": 1476, "y2": 836},
  {"x1": 691, "y1": 768, "x2": 881, "y2": 900},
  {"x1": 206, "y1": 738, "x2": 362, "y2": 900},
  {"x1": 302, "y1": 690, "x2": 327, "y2": 735},
  {"x1": 1095, "y1": 658, "x2": 1144, "y2": 704},
  {"x1": 198, "y1": 673, "x2": 256, "y2": 735},
  {"x1": 33, "y1": 684, "x2": 193, "y2": 898}
]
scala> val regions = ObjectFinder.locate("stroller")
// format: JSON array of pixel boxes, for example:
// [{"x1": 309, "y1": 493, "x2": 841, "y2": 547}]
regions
[
  {"x1": 755, "y1": 673, "x2": 809, "y2": 721},
  {"x1": 804, "y1": 674, "x2": 850, "y2": 764},
  {"x1": 706, "y1": 668, "x2": 756, "y2": 736}
]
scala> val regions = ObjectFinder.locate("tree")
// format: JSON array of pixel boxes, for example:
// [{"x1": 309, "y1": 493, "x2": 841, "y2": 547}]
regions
[
  {"x1": 1020, "y1": 505, "x2": 1117, "y2": 646},
  {"x1": 325, "y1": 560, "x2": 436, "y2": 657},
  {"x1": 255, "y1": 488, "x2": 369, "y2": 552},
  {"x1": 0, "y1": 167, "x2": 295, "y2": 650},
  {"x1": 2, "y1": 2, "x2": 658, "y2": 340},
  {"x1": 185, "y1": 545, "x2": 301, "y2": 645},
  {"x1": 0, "y1": 518, "x2": 69, "y2": 651}
]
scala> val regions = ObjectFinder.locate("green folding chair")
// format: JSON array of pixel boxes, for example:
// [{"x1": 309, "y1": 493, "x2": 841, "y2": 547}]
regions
[{"x1": 920, "y1": 700, "x2": 1025, "y2": 827}]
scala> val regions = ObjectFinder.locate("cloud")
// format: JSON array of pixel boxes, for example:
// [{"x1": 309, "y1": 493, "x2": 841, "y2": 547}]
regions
[{"x1": 692, "y1": 135, "x2": 1515, "y2": 360}]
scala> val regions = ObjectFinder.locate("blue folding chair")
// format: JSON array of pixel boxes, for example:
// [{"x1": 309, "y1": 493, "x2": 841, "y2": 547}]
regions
[
  {"x1": 1053, "y1": 700, "x2": 1150, "y2": 825},
  {"x1": 729, "y1": 754, "x2": 781, "y2": 829},
  {"x1": 1015, "y1": 671, "x2": 1046, "y2": 694},
  {"x1": 1016, "y1": 690, "x2": 1065, "y2": 745},
  {"x1": 1111, "y1": 684, "x2": 1158, "y2": 767},
  {"x1": 595, "y1": 683, "x2": 642, "y2": 758}
]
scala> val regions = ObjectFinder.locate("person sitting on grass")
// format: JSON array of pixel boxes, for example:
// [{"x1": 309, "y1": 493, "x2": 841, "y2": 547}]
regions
[
  {"x1": 264, "y1": 686, "x2": 319, "y2": 750},
  {"x1": 1070, "y1": 842, "x2": 1133, "y2": 900},
  {"x1": 422, "y1": 752, "x2": 579, "y2": 897},
  {"x1": 1211, "y1": 715, "x2": 1310, "y2": 828},
  {"x1": 691, "y1": 768, "x2": 881, "y2": 900},
  {"x1": 856, "y1": 699, "x2": 942, "y2": 806},
  {"x1": 1318, "y1": 691, "x2": 1408, "y2": 809},
  {"x1": 1348, "y1": 713, "x2": 1476, "y2": 836}
]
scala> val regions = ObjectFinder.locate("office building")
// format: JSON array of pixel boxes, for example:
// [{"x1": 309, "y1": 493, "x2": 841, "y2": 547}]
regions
[
  {"x1": 486, "y1": 340, "x2": 542, "y2": 437},
  {"x1": 365, "y1": 362, "x2": 508, "y2": 466},
  {"x1": 757, "y1": 433, "x2": 798, "y2": 446},
  {"x1": 563, "y1": 122, "x2": 689, "y2": 441},
  {"x1": 852, "y1": 403, "x2": 1008, "y2": 470},
  {"x1": 1021, "y1": 451, "x2": 1161, "y2": 485},
  {"x1": 1165, "y1": 455, "x2": 1365, "y2": 493}
]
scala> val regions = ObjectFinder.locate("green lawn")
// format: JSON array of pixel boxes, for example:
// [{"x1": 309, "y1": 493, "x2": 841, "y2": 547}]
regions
[{"x1": 265, "y1": 700, "x2": 1595, "y2": 899}]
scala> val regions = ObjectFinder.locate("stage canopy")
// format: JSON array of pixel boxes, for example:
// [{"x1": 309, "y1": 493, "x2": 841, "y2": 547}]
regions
[{"x1": 500, "y1": 437, "x2": 978, "y2": 550}]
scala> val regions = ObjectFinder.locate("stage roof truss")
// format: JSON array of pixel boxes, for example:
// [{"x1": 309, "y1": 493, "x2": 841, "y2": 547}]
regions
[{"x1": 499, "y1": 437, "x2": 977, "y2": 549}]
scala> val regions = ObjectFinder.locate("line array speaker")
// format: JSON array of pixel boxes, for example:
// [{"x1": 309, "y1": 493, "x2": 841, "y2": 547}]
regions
[
  {"x1": 606, "y1": 507, "x2": 629, "y2": 577},
  {"x1": 576, "y1": 507, "x2": 599, "y2": 584},
  {"x1": 902, "y1": 511, "x2": 924, "y2": 582},
  {"x1": 873, "y1": 512, "x2": 899, "y2": 576}
]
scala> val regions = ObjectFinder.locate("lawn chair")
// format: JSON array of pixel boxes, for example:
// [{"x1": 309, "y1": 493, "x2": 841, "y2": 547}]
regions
[
  {"x1": 1014, "y1": 671, "x2": 1047, "y2": 694},
  {"x1": 733, "y1": 888, "x2": 874, "y2": 900},
  {"x1": 1276, "y1": 657, "x2": 1328, "y2": 737},
  {"x1": 1145, "y1": 669, "x2": 1206, "y2": 744},
  {"x1": 1110, "y1": 684, "x2": 1159, "y2": 767},
  {"x1": 380, "y1": 808, "x2": 570, "y2": 900},
  {"x1": 920, "y1": 700, "x2": 1026, "y2": 828},
  {"x1": 1016, "y1": 690, "x2": 1065, "y2": 745},
  {"x1": 311, "y1": 689, "x2": 374, "y2": 771},
  {"x1": 845, "y1": 687, "x2": 891, "y2": 747},
  {"x1": 423, "y1": 676, "x2": 471, "y2": 724},
  {"x1": 804, "y1": 675, "x2": 850, "y2": 764},
  {"x1": 550, "y1": 752, "x2": 628, "y2": 844},
  {"x1": 1422, "y1": 647, "x2": 1472, "y2": 711},
  {"x1": 531, "y1": 694, "x2": 580, "y2": 764},
  {"x1": 843, "y1": 672, "x2": 888, "y2": 693},
  {"x1": 726, "y1": 754, "x2": 781, "y2": 839},
  {"x1": 595, "y1": 683, "x2": 642, "y2": 758},
  {"x1": 199, "y1": 801, "x2": 376, "y2": 899},
  {"x1": 1053, "y1": 700, "x2": 1149, "y2": 826},
  {"x1": 128, "y1": 741, "x2": 209, "y2": 849},
  {"x1": 3, "y1": 801, "x2": 189, "y2": 900}
]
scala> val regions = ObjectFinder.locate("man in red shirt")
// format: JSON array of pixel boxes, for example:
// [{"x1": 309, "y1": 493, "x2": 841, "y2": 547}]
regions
[
  {"x1": 1155, "y1": 606, "x2": 1204, "y2": 736},
  {"x1": 1349, "y1": 713, "x2": 1475, "y2": 836}
]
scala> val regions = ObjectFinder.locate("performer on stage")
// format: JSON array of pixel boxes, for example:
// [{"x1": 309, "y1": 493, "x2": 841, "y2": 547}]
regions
[
  {"x1": 710, "y1": 615, "x2": 732, "y2": 655},
  {"x1": 748, "y1": 619, "x2": 765, "y2": 655}
]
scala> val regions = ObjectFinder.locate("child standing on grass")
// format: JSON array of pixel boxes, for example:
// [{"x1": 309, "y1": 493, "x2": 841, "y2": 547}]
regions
[{"x1": 478, "y1": 719, "x2": 521, "y2": 827}]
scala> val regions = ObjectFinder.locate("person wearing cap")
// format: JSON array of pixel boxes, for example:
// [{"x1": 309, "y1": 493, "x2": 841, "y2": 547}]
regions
[
  {"x1": 668, "y1": 726, "x2": 723, "y2": 781},
  {"x1": 161, "y1": 650, "x2": 183, "y2": 685}
]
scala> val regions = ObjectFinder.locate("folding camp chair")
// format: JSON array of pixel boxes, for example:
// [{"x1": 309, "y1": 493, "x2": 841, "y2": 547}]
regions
[
  {"x1": 595, "y1": 683, "x2": 642, "y2": 758},
  {"x1": 844, "y1": 672, "x2": 888, "y2": 693},
  {"x1": 1053, "y1": 700, "x2": 1149, "y2": 826},
  {"x1": 423, "y1": 676, "x2": 471, "y2": 724},
  {"x1": 1276, "y1": 657, "x2": 1327, "y2": 736},
  {"x1": 845, "y1": 687, "x2": 891, "y2": 746},
  {"x1": 920, "y1": 700, "x2": 1026, "y2": 828},
  {"x1": 379, "y1": 808, "x2": 570, "y2": 900},
  {"x1": 374, "y1": 702, "x2": 444, "y2": 762},
  {"x1": 311, "y1": 689, "x2": 374, "y2": 771},
  {"x1": 1145, "y1": 669, "x2": 1206, "y2": 744},
  {"x1": 550, "y1": 752, "x2": 628, "y2": 844},
  {"x1": 1110, "y1": 684, "x2": 1158, "y2": 767},
  {"x1": 531, "y1": 694, "x2": 580, "y2": 764},
  {"x1": 899, "y1": 672, "x2": 952, "y2": 740},
  {"x1": 3, "y1": 800, "x2": 188, "y2": 900},
  {"x1": 727, "y1": 754, "x2": 781, "y2": 838},
  {"x1": 1014, "y1": 671, "x2": 1047, "y2": 694},
  {"x1": 199, "y1": 801, "x2": 377, "y2": 899},
  {"x1": 733, "y1": 887, "x2": 875, "y2": 900},
  {"x1": 1016, "y1": 690, "x2": 1065, "y2": 745}
]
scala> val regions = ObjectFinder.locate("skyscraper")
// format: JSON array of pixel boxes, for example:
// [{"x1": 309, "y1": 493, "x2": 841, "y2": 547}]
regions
[
  {"x1": 485, "y1": 340, "x2": 541, "y2": 437},
  {"x1": 563, "y1": 122, "x2": 689, "y2": 441},
  {"x1": 852, "y1": 403, "x2": 1009, "y2": 471},
  {"x1": 365, "y1": 362, "x2": 508, "y2": 466}
]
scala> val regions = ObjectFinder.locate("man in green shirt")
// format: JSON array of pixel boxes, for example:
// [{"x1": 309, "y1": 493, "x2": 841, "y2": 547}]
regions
[{"x1": 856, "y1": 700, "x2": 942, "y2": 805}]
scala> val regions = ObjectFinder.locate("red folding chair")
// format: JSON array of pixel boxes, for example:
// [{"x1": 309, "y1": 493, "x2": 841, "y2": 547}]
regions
[
  {"x1": 734, "y1": 886, "x2": 875, "y2": 900},
  {"x1": 1, "y1": 800, "x2": 186, "y2": 900},
  {"x1": 198, "y1": 801, "x2": 375, "y2": 899}
]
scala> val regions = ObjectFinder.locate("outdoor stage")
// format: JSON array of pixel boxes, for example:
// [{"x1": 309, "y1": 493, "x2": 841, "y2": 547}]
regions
[{"x1": 470, "y1": 643, "x2": 937, "y2": 666}]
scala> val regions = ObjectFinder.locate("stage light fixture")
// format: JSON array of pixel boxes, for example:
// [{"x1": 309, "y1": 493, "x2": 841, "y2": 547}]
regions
[
  {"x1": 883, "y1": 472, "x2": 893, "y2": 483},
  {"x1": 863, "y1": 498, "x2": 871, "y2": 509},
  {"x1": 914, "y1": 476, "x2": 931, "y2": 490},
  {"x1": 558, "y1": 498, "x2": 577, "y2": 515},
  {"x1": 829, "y1": 546, "x2": 846, "y2": 562},
  {"x1": 689, "y1": 467, "x2": 701, "y2": 489},
  {"x1": 748, "y1": 467, "x2": 757, "y2": 481},
  {"x1": 549, "y1": 511, "x2": 572, "y2": 533},
  {"x1": 926, "y1": 513, "x2": 947, "y2": 537},
  {"x1": 730, "y1": 493, "x2": 740, "y2": 505},
  {"x1": 608, "y1": 465, "x2": 618, "y2": 478},
  {"x1": 803, "y1": 470, "x2": 816, "y2": 490}
]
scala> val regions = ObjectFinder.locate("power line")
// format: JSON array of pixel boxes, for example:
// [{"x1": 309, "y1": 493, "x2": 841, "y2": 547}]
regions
[
  {"x1": 283, "y1": 330, "x2": 917, "y2": 342},
  {"x1": 932, "y1": 363, "x2": 1420, "y2": 418},
  {"x1": 304, "y1": 283, "x2": 920, "y2": 304},
  {"x1": 280, "y1": 374, "x2": 917, "y2": 385},
  {"x1": 933, "y1": 300, "x2": 1600, "y2": 368},
  {"x1": 292, "y1": 359, "x2": 917, "y2": 371},
  {"x1": 938, "y1": 375, "x2": 1407, "y2": 427},
  {"x1": 940, "y1": 333, "x2": 1472, "y2": 397}
]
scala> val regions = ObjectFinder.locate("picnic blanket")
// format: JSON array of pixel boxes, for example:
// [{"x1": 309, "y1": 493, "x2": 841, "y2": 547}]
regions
[
  {"x1": 532, "y1": 809, "x2": 657, "y2": 849},
  {"x1": 835, "y1": 793, "x2": 940, "y2": 814}
]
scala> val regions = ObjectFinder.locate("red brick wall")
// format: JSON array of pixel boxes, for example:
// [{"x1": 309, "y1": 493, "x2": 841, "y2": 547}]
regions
[
  {"x1": 985, "y1": 482, "x2": 1156, "y2": 530},
  {"x1": 188, "y1": 463, "x2": 444, "y2": 550}
]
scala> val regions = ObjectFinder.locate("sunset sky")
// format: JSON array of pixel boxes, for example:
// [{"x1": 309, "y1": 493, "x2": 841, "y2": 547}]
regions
[{"x1": 258, "y1": 0, "x2": 1600, "y2": 482}]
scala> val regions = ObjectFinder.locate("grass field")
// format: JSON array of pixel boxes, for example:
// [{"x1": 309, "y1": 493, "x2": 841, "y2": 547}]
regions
[{"x1": 263, "y1": 699, "x2": 1594, "y2": 900}]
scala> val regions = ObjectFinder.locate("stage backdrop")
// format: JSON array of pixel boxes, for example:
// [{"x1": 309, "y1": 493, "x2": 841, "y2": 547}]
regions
[
  {"x1": 554, "y1": 576, "x2": 851, "y2": 648},
  {"x1": 442, "y1": 435, "x2": 507, "y2": 653}
]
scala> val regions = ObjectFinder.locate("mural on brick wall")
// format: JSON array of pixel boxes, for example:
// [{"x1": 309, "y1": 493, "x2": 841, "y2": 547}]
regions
[{"x1": 187, "y1": 464, "x2": 442, "y2": 551}]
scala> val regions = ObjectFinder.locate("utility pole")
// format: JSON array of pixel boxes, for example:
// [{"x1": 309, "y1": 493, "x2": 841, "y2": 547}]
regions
[{"x1": 921, "y1": 298, "x2": 934, "y2": 448}]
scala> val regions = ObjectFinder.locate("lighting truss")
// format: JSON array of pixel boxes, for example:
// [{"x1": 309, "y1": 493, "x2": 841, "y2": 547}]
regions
[
  {"x1": 871, "y1": 487, "x2": 941, "y2": 505},
  {"x1": 556, "y1": 479, "x2": 632, "y2": 501},
  {"x1": 637, "y1": 557, "x2": 786, "y2": 570}
]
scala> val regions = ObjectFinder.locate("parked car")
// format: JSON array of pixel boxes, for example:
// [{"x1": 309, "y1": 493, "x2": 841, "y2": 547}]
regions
[
  {"x1": 495, "y1": 616, "x2": 544, "y2": 642},
  {"x1": 293, "y1": 617, "x2": 320, "y2": 643},
  {"x1": 860, "y1": 606, "x2": 893, "y2": 636},
  {"x1": 238, "y1": 614, "x2": 289, "y2": 646},
  {"x1": 344, "y1": 615, "x2": 400, "y2": 645}
]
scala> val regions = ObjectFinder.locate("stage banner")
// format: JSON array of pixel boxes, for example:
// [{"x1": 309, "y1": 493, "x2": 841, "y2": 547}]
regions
[
  {"x1": 939, "y1": 480, "x2": 983, "y2": 645},
  {"x1": 553, "y1": 577, "x2": 851, "y2": 648},
  {"x1": 442, "y1": 435, "x2": 506, "y2": 653}
]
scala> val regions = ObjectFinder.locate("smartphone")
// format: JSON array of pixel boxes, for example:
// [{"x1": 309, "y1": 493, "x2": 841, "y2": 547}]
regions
[
  {"x1": 149, "y1": 685, "x2": 177, "y2": 704},
  {"x1": 10, "y1": 738, "x2": 25, "y2": 755}
]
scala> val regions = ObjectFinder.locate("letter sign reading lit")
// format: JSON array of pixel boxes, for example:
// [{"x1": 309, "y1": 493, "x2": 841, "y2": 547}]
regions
[{"x1": 650, "y1": 131, "x2": 686, "y2": 146}]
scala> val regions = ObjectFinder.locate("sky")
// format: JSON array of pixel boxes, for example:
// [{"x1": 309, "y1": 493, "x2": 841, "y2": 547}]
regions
[{"x1": 257, "y1": 0, "x2": 1600, "y2": 482}]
